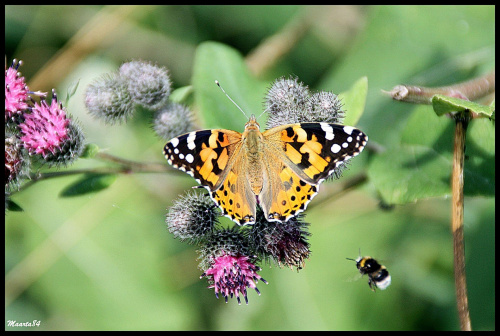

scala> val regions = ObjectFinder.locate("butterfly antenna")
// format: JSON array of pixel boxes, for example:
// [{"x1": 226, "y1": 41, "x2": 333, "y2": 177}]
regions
[
  {"x1": 215, "y1": 80, "x2": 248, "y2": 119},
  {"x1": 257, "y1": 105, "x2": 270, "y2": 120}
]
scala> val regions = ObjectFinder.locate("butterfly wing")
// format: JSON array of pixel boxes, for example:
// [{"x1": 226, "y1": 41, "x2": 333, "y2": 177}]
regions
[
  {"x1": 266, "y1": 123, "x2": 368, "y2": 183},
  {"x1": 164, "y1": 129, "x2": 258, "y2": 225},
  {"x1": 259, "y1": 122, "x2": 368, "y2": 221},
  {"x1": 258, "y1": 154, "x2": 318, "y2": 222},
  {"x1": 210, "y1": 153, "x2": 258, "y2": 225},
  {"x1": 164, "y1": 129, "x2": 243, "y2": 191}
]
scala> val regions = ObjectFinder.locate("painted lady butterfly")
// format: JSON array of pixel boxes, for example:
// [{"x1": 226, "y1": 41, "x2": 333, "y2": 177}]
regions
[{"x1": 164, "y1": 114, "x2": 368, "y2": 225}]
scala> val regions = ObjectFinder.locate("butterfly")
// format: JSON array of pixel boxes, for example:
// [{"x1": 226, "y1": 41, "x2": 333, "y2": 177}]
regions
[{"x1": 164, "y1": 114, "x2": 367, "y2": 225}]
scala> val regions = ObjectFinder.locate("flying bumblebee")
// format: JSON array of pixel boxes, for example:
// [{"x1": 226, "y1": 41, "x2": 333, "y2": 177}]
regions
[{"x1": 347, "y1": 253, "x2": 391, "y2": 291}]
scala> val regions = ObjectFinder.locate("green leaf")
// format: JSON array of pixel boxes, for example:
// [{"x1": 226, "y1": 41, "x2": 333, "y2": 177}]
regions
[
  {"x1": 6, "y1": 199, "x2": 23, "y2": 212},
  {"x1": 368, "y1": 144, "x2": 452, "y2": 204},
  {"x1": 169, "y1": 85, "x2": 193, "y2": 105},
  {"x1": 65, "y1": 79, "x2": 80, "y2": 105},
  {"x1": 80, "y1": 143, "x2": 100, "y2": 159},
  {"x1": 192, "y1": 41, "x2": 268, "y2": 131},
  {"x1": 338, "y1": 76, "x2": 368, "y2": 126},
  {"x1": 463, "y1": 117, "x2": 495, "y2": 196},
  {"x1": 401, "y1": 105, "x2": 454, "y2": 149},
  {"x1": 432, "y1": 94, "x2": 494, "y2": 118},
  {"x1": 368, "y1": 104, "x2": 495, "y2": 204},
  {"x1": 60, "y1": 173, "x2": 117, "y2": 197},
  {"x1": 402, "y1": 104, "x2": 495, "y2": 197}
]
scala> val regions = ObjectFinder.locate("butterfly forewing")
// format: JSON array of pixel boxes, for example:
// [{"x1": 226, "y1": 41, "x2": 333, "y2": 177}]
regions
[
  {"x1": 258, "y1": 122, "x2": 367, "y2": 222},
  {"x1": 164, "y1": 129, "x2": 242, "y2": 191},
  {"x1": 272, "y1": 123, "x2": 368, "y2": 184}
]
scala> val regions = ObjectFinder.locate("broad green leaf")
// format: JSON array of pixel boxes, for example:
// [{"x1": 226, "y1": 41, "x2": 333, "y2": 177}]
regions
[
  {"x1": 368, "y1": 144, "x2": 452, "y2": 204},
  {"x1": 369, "y1": 104, "x2": 495, "y2": 204},
  {"x1": 80, "y1": 143, "x2": 100, "y2": 159},
  {"x1": 463, "y1": 117, "x2": 495, "y2": 196},
  {"x1": 338, "y1": 76, "x2": 368, "y2": 126},
  {"x1": 401, "y1": 105, "x2": 454, "y2": 150},
  {"x1": 192, "y1": 41, "x2": 268, "y2": 131},
  {"x1": 169, "y1": 85, "x2": 193, "y2": 105},
  {"x1": 60, "y1": 173, "x2": 117, "y2": 197},
  {"x1": 402, "y1": 104, "x2": 495, "y2": 196},
  {"x1": 6, "y1": 199, "x2": 23, "y2": 212},
  {"x1": 432, "y1": 94, "x2": 494, "y2": 118}
]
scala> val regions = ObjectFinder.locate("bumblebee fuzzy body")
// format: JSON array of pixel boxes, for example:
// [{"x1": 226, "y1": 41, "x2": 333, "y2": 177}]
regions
[{"x1": 349, "y1": 256, "x2": 391, "y2": 291}]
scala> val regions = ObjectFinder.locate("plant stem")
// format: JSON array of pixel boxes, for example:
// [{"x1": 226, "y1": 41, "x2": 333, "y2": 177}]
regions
[
  {"x1": 245, "y1": 9, "x2": 312, "y2": 77},
  {"x1": 451, "y1": 112, "x2": 471, "y2": 331},
  {"x1": 17, "y1": 152, "x2": 177, "y2": 193},
  {"x1": 94, "y1": 152, "x2": 170, "y2": 173},
  {"x1": 383, "y1": 70, "x2": 495, "y2": 104},
  {"x1": 307, "y1": 172, "x2": 368, "y2": 210}
]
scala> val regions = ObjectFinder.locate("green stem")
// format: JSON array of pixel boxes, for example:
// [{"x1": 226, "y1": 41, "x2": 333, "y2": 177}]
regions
[{"x1": 17, "y1": 152, "x2": 177, "y2": 193}]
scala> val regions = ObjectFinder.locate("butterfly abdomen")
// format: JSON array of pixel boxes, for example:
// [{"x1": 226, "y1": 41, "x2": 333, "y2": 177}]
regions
[{"x1": 243, "y1": 128, "x2": 265, "y2": 195}]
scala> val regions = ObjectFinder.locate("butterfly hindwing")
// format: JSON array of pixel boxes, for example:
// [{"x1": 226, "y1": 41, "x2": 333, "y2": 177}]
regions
[
  {"x1": 259, "y1": 159, "x2": 318, "y2": 222},
  {"x1": 211, "y1": 154, "x2": 257, "y2": 224}
]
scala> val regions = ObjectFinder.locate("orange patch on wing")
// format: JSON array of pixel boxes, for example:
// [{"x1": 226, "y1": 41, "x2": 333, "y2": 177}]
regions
[
  {"x1": 217, "y1": 148, "x2": 229, "y2": 170},
  {"x1": 285, "y1": 143, "x2": 302, "y2": 164}
]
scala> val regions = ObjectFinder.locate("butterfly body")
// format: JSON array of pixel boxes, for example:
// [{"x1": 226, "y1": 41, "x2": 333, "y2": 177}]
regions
[{"x1": 164, "y1": 115, "x2": 367, "y2": 225}]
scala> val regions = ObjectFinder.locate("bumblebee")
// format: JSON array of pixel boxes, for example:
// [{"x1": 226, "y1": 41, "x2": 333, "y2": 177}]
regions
[{"x1": 347, "y1": 254, "x2": 391, "y2": 291}]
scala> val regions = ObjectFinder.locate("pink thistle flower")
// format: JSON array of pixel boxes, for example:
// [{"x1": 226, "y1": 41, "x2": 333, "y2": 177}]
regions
[
  {"x1": 5, "y1": 60, "x2": 30, "y2": 121},
  {"x1": 201, "y1": 253, "x2": 268, "y2": 305},
  {"x1": 19, "y1": 96, "x2": 70, "y2": 157}
]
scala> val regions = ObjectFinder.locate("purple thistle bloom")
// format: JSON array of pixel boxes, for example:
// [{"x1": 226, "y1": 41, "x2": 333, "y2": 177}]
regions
[
  {"x1": 19, "y1": 97, "x2": 70, "y2": 157},
  {"x1": 201, "y1": 253, "x2": 268, "y2": 305},
  {"x1": 5, "y1": 60, "x2": 30, "y2": 121}
]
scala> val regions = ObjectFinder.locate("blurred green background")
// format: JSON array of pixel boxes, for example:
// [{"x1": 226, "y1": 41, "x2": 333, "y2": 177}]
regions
[{"x1": 5, "y1": 5, "x2": 494, "y2": 330}]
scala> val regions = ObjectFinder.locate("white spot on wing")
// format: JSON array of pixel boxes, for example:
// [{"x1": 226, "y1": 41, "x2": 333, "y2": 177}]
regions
[
  {"x1": 343, "y1": 126, "x2": 354, "y2": 135},
  {"x1": 170, "y1": 137, "x2": 179, "y2": 147},
  {"x1": 331, "y1": 143, "x2": 341, "y2": 153},
  {"x1": 187, "y1": 132, "x2": 197, "y2": 150},
  {"x1": 321, "y1": 123, "x2": 334, "y2": 140},
  {"x1": 185, "y1": 153, "x2": 194, "y2": 163}
]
